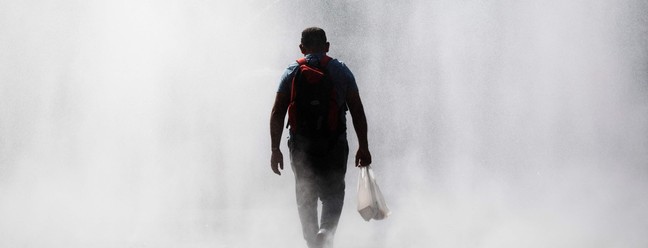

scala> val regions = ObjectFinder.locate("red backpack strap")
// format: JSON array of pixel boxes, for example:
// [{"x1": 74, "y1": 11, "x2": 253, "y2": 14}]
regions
[
  {"x1": 297, "y1": 57, "x2": 307, "y2": 65},
  {"x1": 287, "y1": 60, "x2": 301, "y2": 131},
  {"x1": 291, "y1": 58, "x2": 306, "y2": 99}
]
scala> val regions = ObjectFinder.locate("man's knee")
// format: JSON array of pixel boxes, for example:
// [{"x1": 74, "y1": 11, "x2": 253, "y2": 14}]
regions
[
  {"x1": 296, "y1": 182, "x2": 318, "y2": 206},
  {"x1": 319, "y1": 177, "x2": 345, "y2": 203}
]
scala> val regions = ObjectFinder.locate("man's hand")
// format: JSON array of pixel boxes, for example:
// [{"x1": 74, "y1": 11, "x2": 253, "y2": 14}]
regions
[
  {"x1": 355, "y1": 147, "x2": 372, "y2": 167},
  {"x1": 271, "y1": 149, "x2": 284, "y2": 175}
]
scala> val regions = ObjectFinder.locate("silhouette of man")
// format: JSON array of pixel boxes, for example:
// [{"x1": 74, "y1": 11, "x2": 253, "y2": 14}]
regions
[{"x1": 270, "y1": 27, "x2": 372, "y2": 248}]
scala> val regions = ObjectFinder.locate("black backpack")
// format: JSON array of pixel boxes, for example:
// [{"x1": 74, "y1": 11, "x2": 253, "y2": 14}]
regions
[{"x1": 287, "y1": 55, "x2": 345, "y2": 139}]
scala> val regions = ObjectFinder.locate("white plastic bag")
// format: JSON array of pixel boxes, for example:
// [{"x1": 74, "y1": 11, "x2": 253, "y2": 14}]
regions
[{"x1": 357, "y1": 165, "x2": 391, "y2": 221}]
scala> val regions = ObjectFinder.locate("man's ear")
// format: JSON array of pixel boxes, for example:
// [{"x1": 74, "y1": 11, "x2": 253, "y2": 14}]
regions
[
  {"x1": 324, "y1": 42, "x2": 330, "y2": 53},
  {"x1": 299, "y1": 44, "x2": 307, "y2": 55}
]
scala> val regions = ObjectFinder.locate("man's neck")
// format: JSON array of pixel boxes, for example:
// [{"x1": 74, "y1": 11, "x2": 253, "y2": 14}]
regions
[{"x1": 305, "y1": 52, "x2": 326, "y2": 57}]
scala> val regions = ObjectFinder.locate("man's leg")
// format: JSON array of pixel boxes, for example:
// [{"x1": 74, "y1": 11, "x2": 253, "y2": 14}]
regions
[
  {"x1": 290, "y1": 138, "x2": 320, "y2": 248},
  {"x1": 295, "y1": 175, "x2": 319, "y2": 247},
  {"x1": 316, "y1": 139, "x2": 349, "y2": 247}
]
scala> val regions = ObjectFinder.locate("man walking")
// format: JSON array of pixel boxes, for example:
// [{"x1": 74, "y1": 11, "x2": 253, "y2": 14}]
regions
[{"x1": 270, "y1": 27, "x2": 372, "y2": 248}]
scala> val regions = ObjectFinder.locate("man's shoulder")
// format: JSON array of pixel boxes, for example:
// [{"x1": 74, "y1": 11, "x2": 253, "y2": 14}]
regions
[
  {"x1": 286, "y1": 61, "x2": 299, "y2": 71},
  {"x1": 280, "y1": 61, "x2": 300, "y2": 78},
  {"x1": 328, "y1": 58, "x2": 348, "y2": 69},
  {"x1": 327, "y1": 58, "x2": 354, "y2": 79}
]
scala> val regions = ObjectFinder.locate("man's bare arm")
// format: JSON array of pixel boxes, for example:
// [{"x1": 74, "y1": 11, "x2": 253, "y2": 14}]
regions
[
  {"x1": 270, "y1": 92, "x2": 290, "y2": 175},
  {"x1": 347, "y1": 90, "x2": 372, "y2": 167}
]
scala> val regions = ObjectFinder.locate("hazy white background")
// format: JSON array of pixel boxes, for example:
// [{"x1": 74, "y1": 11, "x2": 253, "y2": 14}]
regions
[{"x1": 1, "y1": 0, "x2": 647, "y2": 247}]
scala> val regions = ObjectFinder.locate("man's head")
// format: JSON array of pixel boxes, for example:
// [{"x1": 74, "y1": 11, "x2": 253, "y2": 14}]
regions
[{"x1": 300, "y1": 27, "x2": 330, "y2": 55}]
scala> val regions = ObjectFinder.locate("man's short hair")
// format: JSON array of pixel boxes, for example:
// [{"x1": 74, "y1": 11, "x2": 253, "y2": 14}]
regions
[{"x1": 301, "y1": 27, "x2": 327, "y2": 48}]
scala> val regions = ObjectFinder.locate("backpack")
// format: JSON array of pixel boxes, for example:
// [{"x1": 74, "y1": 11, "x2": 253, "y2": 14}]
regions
[{"x1": 287, "y1": 55, "x2": 345, "y2": 139}]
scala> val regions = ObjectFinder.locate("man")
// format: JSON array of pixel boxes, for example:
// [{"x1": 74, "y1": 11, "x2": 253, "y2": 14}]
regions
[{"x1": 270, "y1": 27, "x2": 372, "y2": 248}]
